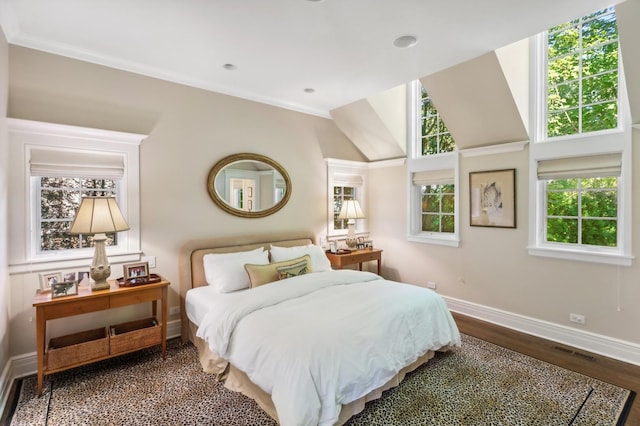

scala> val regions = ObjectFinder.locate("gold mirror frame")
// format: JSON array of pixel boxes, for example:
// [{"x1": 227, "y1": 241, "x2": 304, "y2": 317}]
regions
[{"x1": 206, "y1": 153, "x2": 292, "y2": 218}]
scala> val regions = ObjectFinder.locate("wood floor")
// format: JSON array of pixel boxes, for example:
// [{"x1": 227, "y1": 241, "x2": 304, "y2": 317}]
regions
[{"x1": 453, "y1": 312, "x2": 639, "y2": 424}]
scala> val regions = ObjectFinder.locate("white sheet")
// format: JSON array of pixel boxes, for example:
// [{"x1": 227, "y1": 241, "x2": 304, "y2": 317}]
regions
[
  {"x1": 185, "y1": 285, "x2": 224, "y2": 326},
  {"x1": 196, "y1": 269, "x2": 461, "y2": 426}
]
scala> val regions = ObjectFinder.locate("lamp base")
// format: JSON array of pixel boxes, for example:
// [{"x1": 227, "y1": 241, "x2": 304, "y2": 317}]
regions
[
  {"x1": 345, "y1": 222, "x2": 357, "y2": 249},
  {"x1": 90, "y1": 234, "x2": 112, "y2": 291}
]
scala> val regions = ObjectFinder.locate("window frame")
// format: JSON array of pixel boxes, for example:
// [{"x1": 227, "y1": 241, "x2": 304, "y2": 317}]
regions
[
  {"x1": 407, "y1": 80, "x2": 460, "y2": 247},
  {"x1": 326, "y1": 158, "x2": 368, "y2": 238},
  {"x1": 528, "y1": 24, "x2": 632, "y2": 266},
  {"x1": 7, "y1": 119, "x2": 144, "y2": 273}
]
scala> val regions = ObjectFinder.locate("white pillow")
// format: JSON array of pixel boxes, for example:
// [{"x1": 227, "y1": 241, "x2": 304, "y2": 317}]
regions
[
  {"x1": 270, "y1": 244, "x2": 332, "y2": 272},
  {"x1": 203, "y1": 248, "x2": 268, "y2": 292}
]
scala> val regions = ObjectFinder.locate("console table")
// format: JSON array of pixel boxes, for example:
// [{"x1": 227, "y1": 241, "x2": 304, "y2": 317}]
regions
[{"x1": 32, "y1": 278, "x2": 169, "y2": 394}]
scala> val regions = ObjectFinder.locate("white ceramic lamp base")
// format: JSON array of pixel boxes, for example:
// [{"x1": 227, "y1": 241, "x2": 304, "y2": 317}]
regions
[{"x1": 90, "y1": 233, "x2": 111, "y2": 291}]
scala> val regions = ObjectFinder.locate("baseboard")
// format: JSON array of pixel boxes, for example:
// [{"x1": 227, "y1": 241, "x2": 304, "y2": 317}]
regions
[
  {"x1": 445, "y1": 296, "x2": 640, "y2": 366},
  {"x1": 0, "y1": 357, "x2": 12, "y2": 419}
]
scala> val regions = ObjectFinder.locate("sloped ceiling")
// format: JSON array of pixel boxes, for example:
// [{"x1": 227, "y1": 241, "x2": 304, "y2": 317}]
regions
[
  {"x1": 329, "y1": 85, "x2": 406, "y2": 162},
  {"x1": 420, "y1": 48, "x2": 529, "y2": 150}
]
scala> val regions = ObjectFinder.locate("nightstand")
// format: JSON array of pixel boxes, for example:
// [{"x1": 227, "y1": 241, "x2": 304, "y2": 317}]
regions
[{"x1": 325, "y1": 249, "x2": 383, "y2": 275}]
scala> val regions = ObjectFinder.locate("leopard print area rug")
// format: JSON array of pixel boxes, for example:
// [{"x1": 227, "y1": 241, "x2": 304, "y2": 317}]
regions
[{"x1": 8, "y1": 334, "x2": 632, "y2": 425}]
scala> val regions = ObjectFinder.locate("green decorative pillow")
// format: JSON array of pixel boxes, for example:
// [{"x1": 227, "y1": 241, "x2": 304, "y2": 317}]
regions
[
  {"x1": 245, "y1": 255, "x2": 311, "y2": 288},
  {"x1": 277, "y1": 259, "x2": 310, "y2": 280}
]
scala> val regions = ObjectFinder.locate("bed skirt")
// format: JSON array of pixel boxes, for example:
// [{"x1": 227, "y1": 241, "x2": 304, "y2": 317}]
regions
[{"x1": 188, "y1": 321, "x2": 443, "y2": 425}]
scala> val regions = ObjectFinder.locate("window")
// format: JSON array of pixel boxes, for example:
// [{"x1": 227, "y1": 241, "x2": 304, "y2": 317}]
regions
[
  {"x1": 408, "y1": 81, "x2": 459, "y2": 246},
  {"x1": 540, "y1": 153, "x2": 621, "y2": 249},
  {"x1": 37, "y1": 177, "x2": 119, "y2": 252},
  {"x1": 529, "y1": 7, "x2": 631, "y2": 265},
  {"x1": 333, "y1": 185, "x2": 356, "y2": 230},
  {"x1": 413, "y1": 172, "x2": 455, "y2": 234},
  {"x1": 30, "y1": 148, "x2": 126, "y2": 253},
  {"x1": 326, "y1": 159, "x2": 367, "y2": 238},
  {"x1": 545, "y1": 7, "x2": 619, "y2": 139},
  {"x1": 419, "y1": 84, "x2": 455, "y2": 155},
  {"x1": 8, "y1": 119, "x2": 143, "y2": 273}
]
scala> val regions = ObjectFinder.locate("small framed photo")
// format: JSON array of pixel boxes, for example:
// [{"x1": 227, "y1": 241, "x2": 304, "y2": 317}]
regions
[
  {"x1": 123, "y1": 262, "x2": 149, "y2": 280},
  {"x1": 77, "y1": 271, "x2": 90, "y2": 286},
  {"x1": 51, "y1": 281, "x2": 78, "y2": 298},
  {"x1": 63, "y1": 272, "x2": 76, "y2": 282},
  {"x1": 39, "y1": 272, "x2": 62, "y2": 292},
  {"x1": 329, "y1": 241, "x2": 337, "y2": 254}
]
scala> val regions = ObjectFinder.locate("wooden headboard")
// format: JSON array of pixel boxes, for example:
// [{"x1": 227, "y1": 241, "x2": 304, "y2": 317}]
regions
[{"x1": 178, "y1": 230, "x2": 315, "y2": 340}]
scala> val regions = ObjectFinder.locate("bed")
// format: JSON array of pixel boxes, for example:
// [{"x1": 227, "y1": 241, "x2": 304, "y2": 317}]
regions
[{"x1": 179, "y1": 231, "x2": 461, "y2": 426}]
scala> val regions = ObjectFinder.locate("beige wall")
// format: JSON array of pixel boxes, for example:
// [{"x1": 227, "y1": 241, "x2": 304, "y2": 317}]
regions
[
  {"x1": 7, "y1": 46, "x2": 365, "y2": 356},
  {"x1": 369, "y1": 142, "x2": 640, "y2": 345},
  {"x1": 0, "y1": 27, "x2": 10, "y2": 385}
]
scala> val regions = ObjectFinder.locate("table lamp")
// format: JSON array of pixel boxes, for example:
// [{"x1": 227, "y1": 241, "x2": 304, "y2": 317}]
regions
[
  {"x1": 69, "y1": 196, "x2": 130, "y2": 291},
  {"x1": 337, "y1": 199, "x2": 365, "y2": 249}
]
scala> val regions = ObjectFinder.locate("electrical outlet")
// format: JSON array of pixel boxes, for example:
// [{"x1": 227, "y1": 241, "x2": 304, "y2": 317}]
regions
[
  {"x1": 427, "y1": 281, "x2": 436, "y2": 290},
  {"x1": 169, "y1": 306, "x2": 180, "y2": 315},
  {"x1": 141, "y1": 255, "x2": 156, "y2": 268},
  {"x1": 569, "y1": 313, "x2": 585, "y2": 324}
]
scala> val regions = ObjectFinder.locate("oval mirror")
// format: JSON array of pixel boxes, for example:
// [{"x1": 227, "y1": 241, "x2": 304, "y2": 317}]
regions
[{"x1": 207, "y1": 153, "x2": 291, "y2": 218}]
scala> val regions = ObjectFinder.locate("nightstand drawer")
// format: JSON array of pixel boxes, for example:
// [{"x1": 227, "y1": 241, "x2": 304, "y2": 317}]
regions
[{"x1": 351, "y1": 252, "x2": 379, "y2": 262}]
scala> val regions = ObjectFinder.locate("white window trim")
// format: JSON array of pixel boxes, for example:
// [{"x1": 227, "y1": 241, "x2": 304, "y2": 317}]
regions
[
  {"x1": 7, "y1": 118, "x2": 144, "y2": 274},
  {"x1": 528, "y1": 34, "x2": 633, "y2": 266},
  {"x1": 407, "y1": 81, "x2": 460, "y2": 247},
  {"x1": 325, "y1": 158, "x2": 368, "y2": 238},
  {"x1": 407, "y1": 154, "x2": 460, "y2": 247}
]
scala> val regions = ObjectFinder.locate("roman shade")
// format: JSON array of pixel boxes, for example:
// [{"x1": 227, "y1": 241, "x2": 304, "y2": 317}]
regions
[
  {"x1": 333, "y1": 173, "x2": 363, "y2": 187},
  {"x1": 537, "y1": 153, "x2": 622, "y2": 180},
  {"x1": 412, "y1": 169, "x2": 455, "y2": 186},
  {"x1": 30, "y1": 148, "x2": 125, "y2": 178}
]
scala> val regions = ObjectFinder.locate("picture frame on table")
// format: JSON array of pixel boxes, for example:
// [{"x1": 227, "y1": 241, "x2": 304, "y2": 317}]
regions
[
  {"x1": 51, "y1": 281, "x2": 78, "y2": 298},
  {"x1": 469, "y1": 168, "x2": 516, "y2": 228},
  {"x1": 39, "y1": 272, "x2": 62, "y2": 292},
  {"x1": 77, "y1": 271, "x2": 90, "y2": 286},
  {"x1": 123, "y1": 262, "x2": 150, "y2": 280}
]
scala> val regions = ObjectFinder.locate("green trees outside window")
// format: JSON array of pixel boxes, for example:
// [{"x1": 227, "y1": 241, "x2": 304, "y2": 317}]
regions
[
  {"x1": 420, "y1": 85, "x2": 455, "y2": 155},
  {"x1": 545, "y1": 177, "x2": 617, "y2": 247},
  {"x1": 421, "y1": 184, "x2": 455, "y2": 233},
  {"x1": 547, "y1": 7, "x2": 618, "y2": 138}
]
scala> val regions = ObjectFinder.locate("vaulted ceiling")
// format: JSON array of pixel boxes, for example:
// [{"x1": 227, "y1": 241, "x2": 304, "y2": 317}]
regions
[{"x1": 0, "y1": 0, "x2": 620, "y2": 118}]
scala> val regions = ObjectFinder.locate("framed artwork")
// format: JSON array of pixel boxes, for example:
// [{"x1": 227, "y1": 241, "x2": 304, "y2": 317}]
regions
[
  {"x1": 52, "y1": 281, "x2": 78, "y2": 298},
  {"x1": 39, "y1": 272, "x2": 62, "y2": 291},
  {"x1": 469, "y1": 168, "x2": 516, "y2": 228},
  {"x1": 123, "y1": 262, "x2": 150, "y2": 280},
  {"x1": 63, "y1": 272, "x2": 76, "y2": 282}
]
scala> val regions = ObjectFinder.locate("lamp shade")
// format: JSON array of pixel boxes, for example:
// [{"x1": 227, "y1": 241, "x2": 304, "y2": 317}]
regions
[
  {"x1": 337, "y1": 200, "x2": 365, "y2": 220},
  {"x1": 69, "y1": 196, "x2": 130, "y2": 235}
]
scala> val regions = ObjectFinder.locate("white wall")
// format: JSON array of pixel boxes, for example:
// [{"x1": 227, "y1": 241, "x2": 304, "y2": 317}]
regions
[{"x1": 0, "y1": 26, "x2": 11, "y2": 409}]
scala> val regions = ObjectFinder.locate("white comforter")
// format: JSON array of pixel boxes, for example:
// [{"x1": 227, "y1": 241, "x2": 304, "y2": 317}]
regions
[{"x1": 196, "y1": 270, "x2": 460, "y2": 426}]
